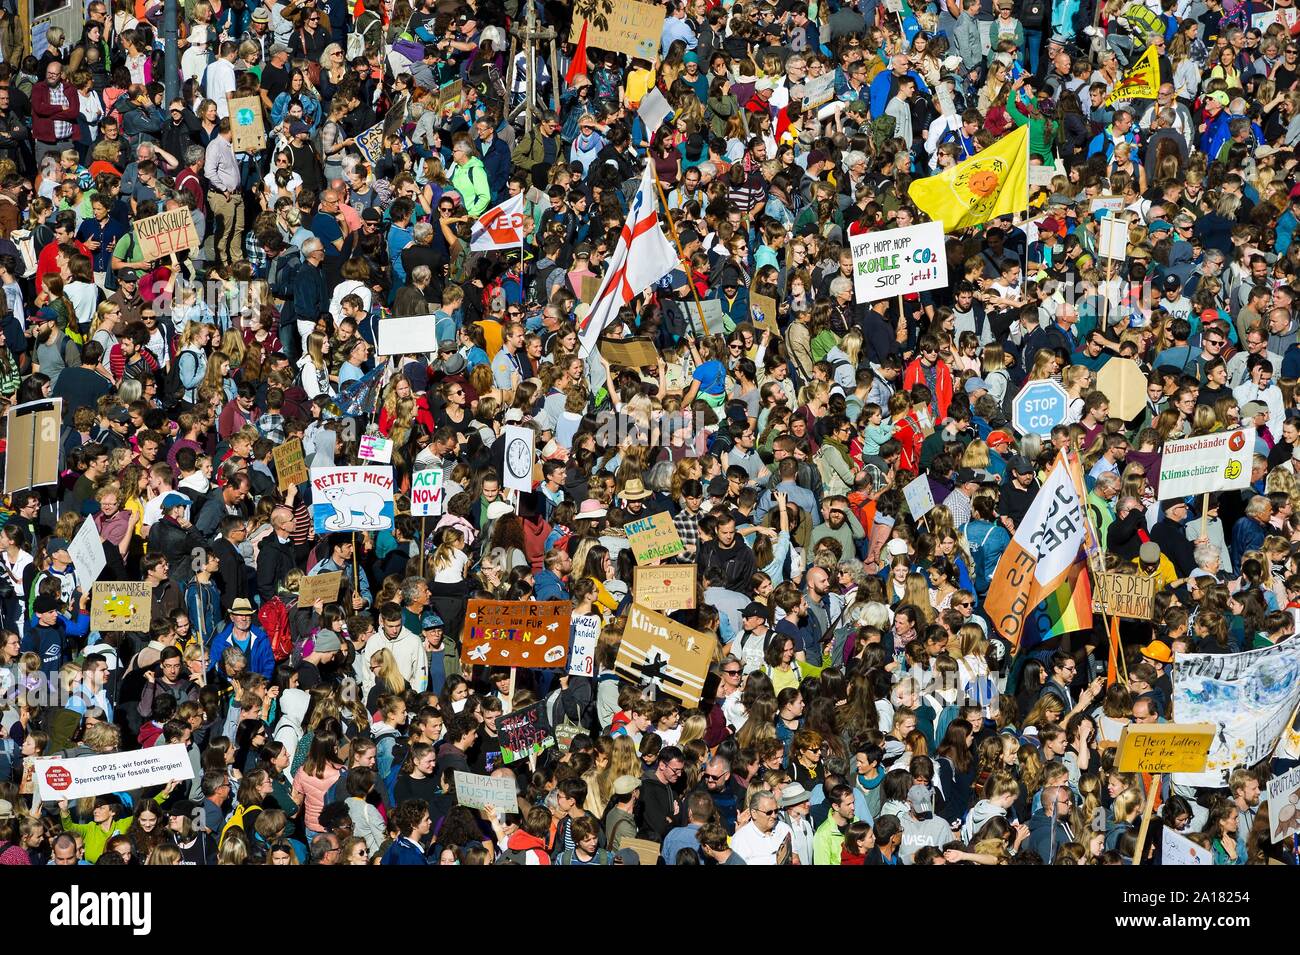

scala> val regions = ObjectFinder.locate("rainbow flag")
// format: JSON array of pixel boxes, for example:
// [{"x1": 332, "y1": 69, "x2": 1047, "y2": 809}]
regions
[{"x1": 1039, "y1": 559, "x2": 1093, "y2": 641}]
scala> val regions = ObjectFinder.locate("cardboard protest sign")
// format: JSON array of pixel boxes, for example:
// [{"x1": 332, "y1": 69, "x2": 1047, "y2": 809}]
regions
[
  {"x1": 90, "y1": 581, "x2": 152, "y2": 632},
  {"x1": 1267, "y1": 765, "x2": 1300, "y2": 843},
  {"x1": 501, "y1": 425, "x2": 535, "y2": 494},
  {"x1": 5, "y1": 398, "x2": 62, "y2": 492},
  {"x1": 309, "y1": 467, "x2": 395, "y2": 533},
  {"x1": 1161, "y1": 826, "x2": 1213, "y2": 865},
  {"x1": 35, "y1": 744, "x2": 194, "y2": 802},
  {"x1": 598, "y1": 336, "x2": 659, "y2": 369},
  {"x1": 410, "y1": 467, "x2": 446, "y2": 517},
  {"x1": 1158, "y1": 427, "x2": 1254, "y2": 500},
  {"x1": 299, "y1": 571, "x2": 343, "y2": 606},
  {"x1": 903, "y1": 472, "x2": 936, "y2": 521},
  {"x1": 436, "y1": 79, "x2": 463, "y2": 114},
  {"x1": 496, "y1": 700, "x2": 555, "y2": 764},
  {"x1": 568, "y1": 613, "x2": 601, "y2": 677},
  {"x1": 1092, "y1": 572, "x2": 1156, "y2": 619},
  {"x1": 1174, "y1": 639, "x2": 1300, "y2": 787},
  {"x1": 750, "y1": 292, "x2": 779, "y2": 334},
  {"x1": 228, "y1": 95, "x2": 266, "y2": 152},
  {"x1": 849, "y1": 222, "x2": 948, "y2": 304},
  {"x1": 376, "y1": 314, "x2": 439, "y2": 356},
  {"x1": 620, "y1": 837, "x2": 663, "y2": 866},
  {"x1": 358, "y1": 434, "x2": 393, "y2": 464},
  {"x1": 1115, "y1": 722, "x2": 1215, "y2": 774},
  {"x1": 135, "y1": 207, "x2": 201, "y2": 260},
  {"x1": 69, "y1": 516, "x2": 107, "y2": 590},
  {"x1": 1096, "y1": 358, "x2": 1146, "y2": 422},
  {"x1": 633, "y1": 565, "x2": 697, "y2": 612},
  {"x1": 624, "y1": 511, "x2": 685, "y2": 564},
  {"x1": 461, "y1": 599, "x2": 573, "y2": 668},
  {"x1": 273, "y1": 438, "x2": 308, "y2": 490},
  {"x1": 615, "y1": 603, "x2": 712, "y2": 706},
  {"x1": 453, "y1": 770, "x2": 517, "y2": 811},
  {"x1": 570, "y1": 0, "x2": 664, "y2": 60},
  {"x1": 581, "y1": 274, "x2": 600, "y2": 304}
]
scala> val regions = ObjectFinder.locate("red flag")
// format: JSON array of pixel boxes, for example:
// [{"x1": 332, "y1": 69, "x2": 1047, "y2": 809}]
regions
[
  {"x1": 1106, "y1": 615, "x2": 1120, "y2": 687},
  {"x1": 566, "y1": 20, "x2": 589, "y2": 85}
]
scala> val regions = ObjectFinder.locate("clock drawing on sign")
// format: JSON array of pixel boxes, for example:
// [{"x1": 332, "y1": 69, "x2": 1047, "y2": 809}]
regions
[{"x1": 506, "y1": 436, "x2": 531, "y2": 482}]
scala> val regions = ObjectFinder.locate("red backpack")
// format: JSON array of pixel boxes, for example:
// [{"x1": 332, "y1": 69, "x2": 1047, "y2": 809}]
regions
[{"x1": 259, "y1": 597, "x2": 292, "y2": 662}]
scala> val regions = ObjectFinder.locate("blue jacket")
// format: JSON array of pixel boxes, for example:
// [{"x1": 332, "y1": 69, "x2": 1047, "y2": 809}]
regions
[
  {"x1": 1278, "y1": 208, "x2": 1300, "y2": 257},
  {"x1": 184, "y1": 579, "x2": 224, "y2": 646},
  {"x1": 534, "y1": 569, "x2": 569, "y2": 601},
  {"x1": 1199, "y1": 110, "x2": 1233, "y2": 161},
  {"x1": 209, "y1": 621, "x2": 276, "y2": 679},
  {"x1": 1230, "y1": 514, "x2": 1269, "y2": 570},
  {"x1": 22, "y1": 612, "x2": 90, "y2": 674},
  {"x1": 381, "y1": 836, "x2": 428, "y2": 865},
  {"x1": 477, "y1": 136, "x2": 512, "y2": 202}
]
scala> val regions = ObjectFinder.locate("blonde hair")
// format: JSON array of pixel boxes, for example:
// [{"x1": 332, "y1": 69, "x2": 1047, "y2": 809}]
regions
[{"x1": 370, "y1": 647, "x2": 407, "y2": 695}]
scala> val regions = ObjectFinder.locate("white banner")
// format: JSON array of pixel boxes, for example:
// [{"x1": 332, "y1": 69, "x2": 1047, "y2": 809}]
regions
[
  {"x1": 1158, "y1": 427, "x2": 1255, "y2": 500},
  {"x1": 35, "y1": 744, "x2": 194, "y2": 802},
  {"x1": 376, "y1": 314, "x2": 439, "y2": 356},
  {"x1": 849, "y1": 222, "x2": 948, "y2": 304},
  {"x1": 1161, "y1": 826, "x2": 1213, "y2": 865}
]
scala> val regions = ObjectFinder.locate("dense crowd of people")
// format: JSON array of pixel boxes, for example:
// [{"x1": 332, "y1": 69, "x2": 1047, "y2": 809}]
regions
[{"x1": 0, "y1": 0, "x2": 1297, "y2": 869}]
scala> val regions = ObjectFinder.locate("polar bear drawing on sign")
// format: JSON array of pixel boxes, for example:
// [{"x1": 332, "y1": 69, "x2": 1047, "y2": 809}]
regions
[{"x1": 321, "y1": 485, "x2": 388, "y2": 529}]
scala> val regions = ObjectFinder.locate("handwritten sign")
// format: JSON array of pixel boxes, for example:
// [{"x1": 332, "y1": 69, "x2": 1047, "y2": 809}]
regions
[
  {"x1": 903, "y1": 472, "x2": 936, "y2": 521},
  {"x1": 69, "y1": 515, "x2": 107, "y2": 590},
  {"x1": 568, "y1": 613, "x2": 601, "y2": 677},
  {"x1": 453, "y1": 770, "x2": 517, "y2": 811},
  {"x1": 581, "y1": 274, "x2": 600, "y2": 304},
  {"x1": 299, "y1": 570, "x2": 342, "y2": 606},
  {"x1": 436, "y1": 79, "x2": 463, "y2": 114},
  {"x1": 633, "y1": 565, "x2": 697, "y2": 611},
  {"x1": 598, "y1": 336, "x2": 659, "y2": 369},
  {"x1": 1267, "y1": 765, "x2": 1300, "y2": 843},
  {"x1": 90, "y1": 581, "x2": 152, "y2": 632},
  {"x1": 496, "y1": 700, "x2": 555, "y2": 764},
  {"x1": 461, "y1": 599, "x2": 573, "y2": 668},
  {"x1": 615, "y1": 603, "x2": 712, "y2": 706},
  {"x1": 135, "y1": 207, "x2": 200, "y2": 260},
  {"x1": 1092, "y1": 571, "x2": 1156, "y2": 620},
  {"x1": 1115, "y1": 722, "x2": 1215, "y2": 774},
  {"x1": 273, "y1": 437, "x2": 308, "y2": 490},
  {"x1": 358, "y1": 434, "x2": 393, "y2": 464},
  {"x1": 849, "y1": 221, "x2": 948, "y2": 304},
  {"x1": 1162, "y1": 826, "x2": 1213, "y2": 865},
  {"x1": 228, "y1": 94, "x2": 266, "y2": 152},
  {"x1": 410, "y1": 467, "x2": 446, "y2": 517},
  {"x1": 624, "y1": 511, "x2": 685, "y2": 565},
  {"x1": 309, "y1": 467, "x2": 395, "y2": 534},
  {"x1": 569, "y1": 0, "x2": 664, "y2": 61},
  {"x1": 750, "y1": 292, "x2": 779, "y2": 334}
]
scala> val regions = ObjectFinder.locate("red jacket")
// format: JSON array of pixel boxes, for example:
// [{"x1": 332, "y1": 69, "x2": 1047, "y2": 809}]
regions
[
  {"x1": 903, "y1": 356, "x2": 954, "y2": 422},
  {"x1": 31, "y1": 80, "x2": 82, "y2": 144}
]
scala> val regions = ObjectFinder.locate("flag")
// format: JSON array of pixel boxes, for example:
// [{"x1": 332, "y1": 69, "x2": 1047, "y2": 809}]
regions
[
  {"x1": 1104, "y1": 44, "x2": 1160, "y2": 106},
  {"x1": 907, "y1": 125, "x2": 1029, "y2": 233},
  {"x1": 470, "y1": 193, "x2": 525, "y2": 251},
  {"x1": 1040, "y1": 560, "x2": 1093, "y2": 642},
  {"x1": 565, "y1": 19, "x2": 589, "y2": 85},
  {"x1": 638, "y1": 87, "x2": 673, "y2": 137},
  {"x1": 577, "y1": 163, "x2": 680, "y2": 356},
  {"x1": 1106, "y1": 615, "x2": 1121, "y2": 687},
  {"x1": 983, "y1": 450, "x2": 1091, "y2": 649}
]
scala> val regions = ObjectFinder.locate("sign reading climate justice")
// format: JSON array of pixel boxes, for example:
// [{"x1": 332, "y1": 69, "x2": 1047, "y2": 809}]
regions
[{"x1": 849, "y1": 222, "x2": 948, "y2": 304}]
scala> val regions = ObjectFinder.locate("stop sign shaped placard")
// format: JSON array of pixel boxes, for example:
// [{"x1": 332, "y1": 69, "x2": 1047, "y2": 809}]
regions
[
  {"x1": 1012, "y1": 379, "x2": 1069, "y2": 436},
  {"x1": 44, "y1": 764, "x2": 72, "y2": 791}
]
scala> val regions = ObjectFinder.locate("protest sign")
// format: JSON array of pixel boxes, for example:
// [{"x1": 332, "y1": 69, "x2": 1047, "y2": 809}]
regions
[
  {"x1": 568, "y1": 613, "x2": 601, "y2": 677},
  {"x1": 436, "y1": 79, "x2": 463, "y2": 114},
  {"x1": 1158, "y1": 427, "x2": 1255, "y2": 500},
  {"x1": 69, "y1": 516, "x2": 107, "y2": 590},
  {"x1": 633, "y1": 565, "x2": 697, "y2": 612},
  {"x1": 453, "y1": 770, "x2": 517, "y2": 811},
  {"x1": 309, "y1": 467, "x2": 395, "y2": 533},
  {"x1": 1089, "y1": 195, "x2": 1124, "y2": 214},
  {"x1": 620, "y1": 837, "x2": 663, "y2": 866},
  {"x1": 135, "y1": 207, "x2": 200, "y2": 260},
  {"x1": 615, "y1": 603, "x2": 712, "y2": 706},
  {"x1": 849, "y1": 222, "x2": 948, "y2": 304},
  {"x1": 376, "y1": 314, "x2": 439, "y2": 356},
  {"x1": 273, "y1": 437, "x2": 308, "y2": 490},
  {"x1": 903, "y1": 473, "x2": 936, "y2": 521},
  {"x1": 1091, "y1": 572, "x2": 1156, "y2": 619},
  {"x1": 1012, "y1": 379, "x2": 1068, "y2": 436},
  {"x1": 228, "y1": 95, "x2": 265, "y2": 152},
  {"x1": 1028, "y1": 164, "x2": 1057, "y2": 187},
  {"x1": 358, "y1": 434, "x2": 393, "y2": 464},
  {"x1": 410, "y1": 467, "x2": 446, "y2": 517},
  {"x1": 461, "y1": 599, "x2": 573, "y2": 668},
  {"x1": 1115, "y1": 723, "x2": 1215, "y2": 774},
  {"x1": 1174, "y1": 639, "x2": 1300, "y2": 786},
  {"x1": 1096, "y1": 358, "x2": 1146, "y2": 422},
  {"x1": 1098, "y1": 216, "x2": 1130, "y2": 259},
  {"x1": 570, "y1": 0, "x2": 664, "y2": 60},
  {"x1": 691, "y1": 299, "x2": 724, "y2": 337},
  {"x1": 624, "y1": 511, "x2": 685, "y2": 564},
  {"x1": 496, "y1": 700, "x2": 555, "y2": 764},
  {"x1": 35, "y1": 744, "x2": 194, "y2": 802},
  {"x1": 501, "y1": 425, "x2": 536, "y2": 494},
  {"x1": 750, "y1": 292, "x2": 779, "y2": 334},
  {"x1": 5, "y1": 398, "x2": 62, "y2": 492},
  {"x1": 580, "y1": 274, "x2": 601, "y2": 304},
  {"x1": 1161, "y1": 827, "x2": 1214, "y2": 865},
  {"x1": 599, "y1": 337, "x2": 659, "y2": 369},
  {"x1": 299, "y1": 571, "x2": 343, "y2": 606},
  {"x1": 1267, "y1": 765, "x2": 1300, "y2": 843},
  {"x1": 355, "y1": 122, "x2": 385, "y2": 164},
  {"x1": 801, "y1": 72, "x2": 836, "y2": 110},
  {"x1": 90, "y1": 581, "x2": 152, "y2": 632}
]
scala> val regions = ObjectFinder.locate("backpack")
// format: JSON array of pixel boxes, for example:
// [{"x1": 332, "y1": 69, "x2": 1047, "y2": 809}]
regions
[
  {"x1": 259, "y1": 597, "x2": 293, "y2": 662},
  {"x1": 347, "y1": 10, "x2": 382, "y2": 59},
  {"x1": 219, "y1": 802, "x2": 258, "y2": 847},
  {"x1": 270, "y1": 246, "x2": 303, "y2": 300},
  {"x1": 869, "y1": 114, "x2": 897, "y2": 151},
  {"x1": 967, "y1": 522, "x2": 999, "y2": 595}
]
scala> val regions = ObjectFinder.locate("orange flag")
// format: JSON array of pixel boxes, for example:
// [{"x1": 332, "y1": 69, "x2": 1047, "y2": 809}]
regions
[{"x1": 1106, "y1": 615, "x2": 1120, "y2": 687}]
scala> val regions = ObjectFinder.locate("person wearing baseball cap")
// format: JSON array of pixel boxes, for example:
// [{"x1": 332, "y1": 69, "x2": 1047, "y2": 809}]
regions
[{"x1": 26, "y1": 591, "x2": 87, "y2": 677}]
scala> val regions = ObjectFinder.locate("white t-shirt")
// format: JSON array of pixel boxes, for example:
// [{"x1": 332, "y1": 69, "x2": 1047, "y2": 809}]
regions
[{"x1": 731, "y1": 820, "x2": 794, "y2": 865}]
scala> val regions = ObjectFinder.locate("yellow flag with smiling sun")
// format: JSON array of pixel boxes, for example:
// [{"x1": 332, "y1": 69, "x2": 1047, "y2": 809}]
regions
[{"x1": 907, "y1": 124, "x2": 1029, "y2": 233}]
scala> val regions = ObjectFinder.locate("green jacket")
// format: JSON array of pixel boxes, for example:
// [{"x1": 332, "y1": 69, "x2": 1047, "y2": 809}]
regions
[
  {"x1": 450, "y1": 155, "x2": 490, "y2": 217},
  {"x1": 510, "y1": 127, "x2": 560, "y2": 173},
  {"x1": 1006, "y1": 95, "x2": 1056, "y2": 163},
  {"x1": 1086, "y1": 490, "x2": 1114, "y2": 549},
  {"x1": 813, "y1": 813, "x2": 846, "y2": 864}
]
